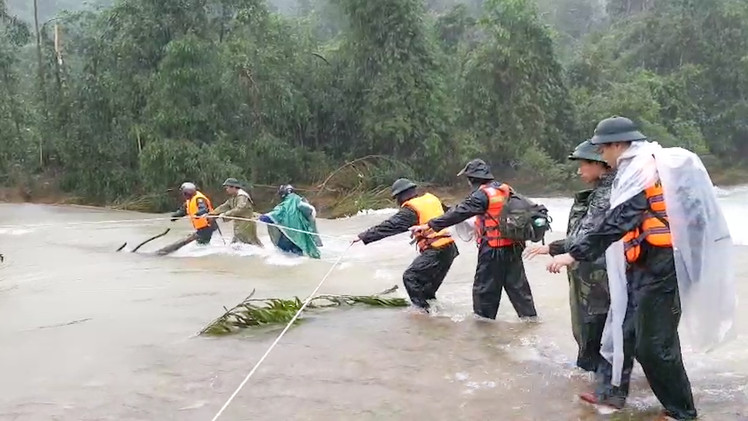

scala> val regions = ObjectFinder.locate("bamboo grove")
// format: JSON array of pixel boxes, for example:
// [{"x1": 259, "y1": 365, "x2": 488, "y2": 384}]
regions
[{"x1": 1, "y1": 0, "x2": 747, "y2": 209}]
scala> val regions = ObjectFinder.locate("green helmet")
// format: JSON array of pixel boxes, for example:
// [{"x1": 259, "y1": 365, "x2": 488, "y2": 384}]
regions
[
  {"x1": 568, "y1": 140, "x2": 606, "y2": 164},
  {"x1": 590, "y1": 116, "x2": 646, "y2": 145},
  {"x1": 222, "y1": 177, "x2": 243, "y2": 188},
  {"x1": 456, "y1": 158, "x2": 494, "y2": 180},
  {"x1": 390, "y1": 178, "x2": 417, "y2": 197}
]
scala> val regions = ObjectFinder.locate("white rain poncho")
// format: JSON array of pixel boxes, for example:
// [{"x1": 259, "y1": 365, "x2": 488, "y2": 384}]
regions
[
  {"x1": 451, "y1": 217, "x2": 476, "y2": 242},
  {"x1": 602, "y1": 141, "x2": 737, "y2": 386}
]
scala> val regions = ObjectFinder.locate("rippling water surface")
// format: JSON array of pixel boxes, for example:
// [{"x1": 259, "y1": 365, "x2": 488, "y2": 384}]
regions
[{"x1": 0, "y1": 190, "x2": 746, "y2": 420}]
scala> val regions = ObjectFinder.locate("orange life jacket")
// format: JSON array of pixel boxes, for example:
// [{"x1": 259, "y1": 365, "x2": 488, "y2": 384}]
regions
[
  {"x1": 186, "y1": 191, "x2": 214, "y2": 230},
  {"x1": 474, "y1": 183, "x2": 515, "y2": 248},
  {"x1": 403, "y1": 193, "x2": 454, "y2": 252},
  {"x1": 622, "y1": 180, "x2": 673, "y2": 263}
]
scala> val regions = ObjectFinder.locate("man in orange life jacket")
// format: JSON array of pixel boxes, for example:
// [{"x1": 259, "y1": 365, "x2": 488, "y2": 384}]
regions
[
  {"x1": 170, "y1": 182, "x2": 218, "y2": 245},
  {"x1": 546, "y1": 117, "x2": 697, "y2": 420},
  {"x1": 409, "y1": 159, "x2": 537, "y2": 320},
  {"x1": 352, "y1": 178, "x2": 459, "y2": 312}
]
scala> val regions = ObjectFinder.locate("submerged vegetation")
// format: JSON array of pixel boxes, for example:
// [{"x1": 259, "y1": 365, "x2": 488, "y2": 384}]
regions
[
  {"x1": 1, "y1": 0, "x2": 747, "y2": 212},
  {"x1": 199, "y1": 285, "x2": 408, "y2": 335}
]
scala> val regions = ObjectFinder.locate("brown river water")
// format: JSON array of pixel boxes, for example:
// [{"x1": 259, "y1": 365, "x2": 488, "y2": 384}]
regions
[{"x1": 0, "y1": 198, "x2": 746, "y2": 421}]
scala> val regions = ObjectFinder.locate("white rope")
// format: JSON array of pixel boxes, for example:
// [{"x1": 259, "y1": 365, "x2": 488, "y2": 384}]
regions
[
  {"x1": 208, "y1": 243, "x2": 353, "y2": 421},
  {"x1": 209, "y1": 214, "x2": 353, "y2": 241},
  {"x1": 0, "y1": 211, "x2": 360, "y2": 240},
  {"x1": 0, "y1": 217, "x2": 173, "y2": 230}
]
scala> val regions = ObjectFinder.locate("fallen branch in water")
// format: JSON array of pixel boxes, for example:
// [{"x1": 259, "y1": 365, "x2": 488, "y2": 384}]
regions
[
  {"x1": 156, "y1": 232, "x2": 198, "y2": 255},
  {"x1": 117, "y1": 228, "x2": 171, "y2": 252},
  {"x1": 36, "y1": 317, "x2": 93, "y2": 330},
  {"x1": 199, "y1": 285, "x2": 408, "y2": 336}
]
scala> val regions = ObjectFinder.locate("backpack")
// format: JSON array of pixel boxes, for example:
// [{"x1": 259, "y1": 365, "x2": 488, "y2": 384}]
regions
[{"x1": 496, "y1": 188, "x2": 552, "y2": 243}]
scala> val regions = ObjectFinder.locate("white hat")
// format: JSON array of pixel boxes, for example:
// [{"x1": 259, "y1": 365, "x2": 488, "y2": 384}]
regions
[{"x1": 180, "y1": 182, "x2": 196, "y2": 192}]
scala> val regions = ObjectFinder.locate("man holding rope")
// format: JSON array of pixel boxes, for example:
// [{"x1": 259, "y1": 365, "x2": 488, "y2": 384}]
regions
[
  {"x1": 258, "y1": 185, "x2": 323, "y2": 258},
  {"x1": 209, "y1": 178, "x2": 264, "y2": 247},
  {"x1": 353, "y1": 178, "x2": 459, "y2": 312},
  {"x1": 156, "y1": 182, "x2": 219, "y2": 255},
  {"x1": 409, "y1": 159, "x2": 540, "y2": 321}
]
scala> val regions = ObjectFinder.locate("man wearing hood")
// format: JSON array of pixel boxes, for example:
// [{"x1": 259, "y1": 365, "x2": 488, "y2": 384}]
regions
[
  {"x1": 259, "y1": 185, "x2": 323, "y2": 259},
  {"x1": 525, "y1": 140, "x2": 615, "y2": 372},
  {"x1": 353, "y1": 178, "x2": 459, "y2": 312},
  {"x1": 409, "y1": 159, "x2": 537, "y2": 320},
  {"x1": 546, "y1": 117, "x2": 698, "y2": 420},
  {"x1": 209, "y1": 178, "x2": 264, "y2": 247}
]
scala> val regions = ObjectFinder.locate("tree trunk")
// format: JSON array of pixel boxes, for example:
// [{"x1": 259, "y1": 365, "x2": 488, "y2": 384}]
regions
[{"x1": 33, "y1": 0, "x2": 46, "y2": 167}]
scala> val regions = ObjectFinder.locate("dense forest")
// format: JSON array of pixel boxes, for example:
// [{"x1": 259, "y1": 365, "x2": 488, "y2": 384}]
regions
[{"x1": 1, "y1": 0, "x2": 747, "y2": 211}]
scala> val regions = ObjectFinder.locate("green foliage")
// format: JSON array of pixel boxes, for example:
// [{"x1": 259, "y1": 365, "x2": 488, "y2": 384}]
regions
[
  {"x1": 200, "y1": 285, "x2": 409, "y2": 335},
  {"x1": 459, "y1": 0, "x2": 579, "y2": 165},
  {"x1": 0, "y1": 0, "x2": 747, "y2": 207},
  {"x1": 138, "y1": 138, "x2": 241, "y2": 206}
]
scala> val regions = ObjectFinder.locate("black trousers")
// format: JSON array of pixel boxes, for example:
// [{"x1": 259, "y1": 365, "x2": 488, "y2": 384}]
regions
[
  {"x1": 402, "y1": 243, "x2": 459, "y2": 309},
  {"x1": 195, "y1": 224, "x2": 216, "y2": 245},
  {"x1": 472, "y1": 244, "x2": 537, "y2": 319},
  {"x1": 575, "y1": 314, "x2": 607, "y2": 371},
  {"x1": 593, "y1": 267, "x2": 697, "y2": 420}
]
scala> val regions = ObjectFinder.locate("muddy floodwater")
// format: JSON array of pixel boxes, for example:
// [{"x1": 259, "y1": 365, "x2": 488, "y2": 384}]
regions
[{"x1": 1, "y1": 193, "x2": 747, "y2": 420}]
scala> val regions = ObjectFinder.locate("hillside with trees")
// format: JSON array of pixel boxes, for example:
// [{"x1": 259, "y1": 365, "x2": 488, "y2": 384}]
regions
[{"x1": 1, "y1": 0, "x2": 746, "y2": 211}]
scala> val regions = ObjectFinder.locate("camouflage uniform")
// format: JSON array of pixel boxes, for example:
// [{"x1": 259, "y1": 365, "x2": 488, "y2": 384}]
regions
[
  {"x1": 569, "y1": 118, "x2": 697, "y2": 419},
  {"x1": 211, "y1": 189, "x2": 264, "y2": 247},
  {"x1": 550, "y1": 170, "x2": 615, "y2": 371}
]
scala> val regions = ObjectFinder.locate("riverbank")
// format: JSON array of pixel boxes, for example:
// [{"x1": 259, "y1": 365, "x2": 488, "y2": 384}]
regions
[{"x1": 3, "y1": 162, "x2": 748, "y2": 219}]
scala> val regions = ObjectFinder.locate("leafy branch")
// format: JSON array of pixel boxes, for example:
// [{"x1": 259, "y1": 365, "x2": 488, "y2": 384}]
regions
[{"x1": 199, "y1": 285, "x2": 408, "y2": 336}]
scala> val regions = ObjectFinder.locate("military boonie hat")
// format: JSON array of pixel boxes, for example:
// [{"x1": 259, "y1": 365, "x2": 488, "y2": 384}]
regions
[
  {"x1": 590, "y1": 116, "x2": 646, "y2": 145},
  {"x1": 568, "y1": 140, "x2": 606, "y2": 164},
  {"x1": 390, "y1": 178, "x2": 417, "y2": 197},
  {"x1": 457, "y1": 158, "x2": 494, "y2": 180}
]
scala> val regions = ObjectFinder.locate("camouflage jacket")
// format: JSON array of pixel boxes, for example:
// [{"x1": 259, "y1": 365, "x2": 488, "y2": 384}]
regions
[
  {"x1": 565, "y1": 171, "x2": 616, "y2": 253},
  {"x1": 211, "y1": 189, "x2": 263, "y2": 246},
  {"x1": 549, "y1": 171, "x2": 616, "y2": 258},
  {"x1": 549, "y1": 171, "x2": 616, "y2": 318},
  {"x1": 212, "y1": 190, "x2": 254, "y2": 218}
]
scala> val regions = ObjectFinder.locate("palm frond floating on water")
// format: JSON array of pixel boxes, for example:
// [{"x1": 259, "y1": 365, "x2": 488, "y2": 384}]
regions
[{"x1": 199, "y1": 285, "x2": 408, "y2": 336}]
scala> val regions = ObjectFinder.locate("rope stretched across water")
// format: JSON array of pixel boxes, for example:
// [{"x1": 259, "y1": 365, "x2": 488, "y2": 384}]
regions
[
  {"x1": 0, "y1": 214, "x2": 356, "y2": 241},
  {"x1": 208, "y1": 243, "x2": 354, "y2": 421},
  {"x1": 208, "y1": 214, "x2": 354, "y2": 241},
  {"x1": 0, "y1": 217, "x2": 173, "y2": 231}
]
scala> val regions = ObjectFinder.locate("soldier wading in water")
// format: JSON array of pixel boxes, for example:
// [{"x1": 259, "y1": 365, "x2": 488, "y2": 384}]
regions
[
  {"x1": 208, "y1": 178, "x2": 264, "y2": 247},
  {"x1": 409, "y1": 159, "x2": 539, "y2": 320},
  {"x1": 524, "y1": 140, "x2": 614, "y2": 372},
  {"x1": 353, "y1": 178, "x2": 459, "y2": 312}
]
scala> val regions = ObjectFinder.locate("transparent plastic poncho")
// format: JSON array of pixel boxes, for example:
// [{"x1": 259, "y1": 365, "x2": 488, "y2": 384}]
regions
[
  {"x1": 451, "y1": 217, "x2": 476, "y2": 242},
  {"x1": 602, "y1": 141, "x2": 737, "y2": 386}
]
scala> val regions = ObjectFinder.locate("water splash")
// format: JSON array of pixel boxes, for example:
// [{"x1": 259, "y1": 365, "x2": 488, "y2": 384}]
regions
[{"x1": 0, "y1": 228, "x2": 34, "y2": 236}]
